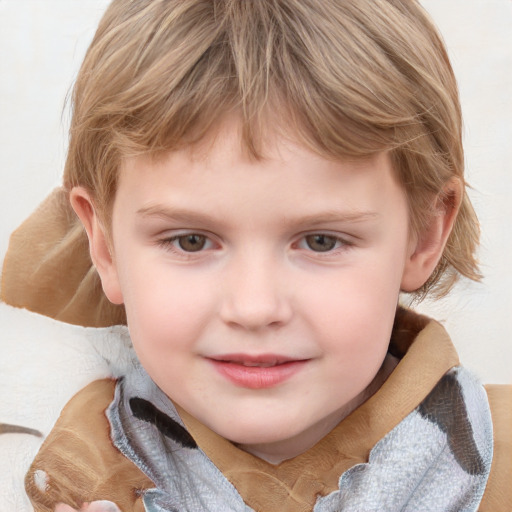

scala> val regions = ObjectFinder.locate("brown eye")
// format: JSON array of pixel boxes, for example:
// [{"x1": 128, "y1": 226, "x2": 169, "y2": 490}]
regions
[
  {"x1": 177, "y1": 234, "x2": 207, "y2": 252},
  {"x1": 304, "y1": 234, "x2": 339, "y2": 252}
]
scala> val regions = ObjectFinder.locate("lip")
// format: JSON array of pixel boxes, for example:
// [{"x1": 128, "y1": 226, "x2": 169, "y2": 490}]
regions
[{"x1": 207, "y1": 353, "x2": 309, "y2": 389}]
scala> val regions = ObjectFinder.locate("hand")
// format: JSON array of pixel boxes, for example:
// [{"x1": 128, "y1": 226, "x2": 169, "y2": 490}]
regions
[{"x1": 55, "y1": 501, "x2": 121, "y2": 512}]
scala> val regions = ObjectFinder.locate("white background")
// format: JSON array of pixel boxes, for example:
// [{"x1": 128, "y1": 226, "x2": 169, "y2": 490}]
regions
[{"x1": 0, "y1": 0, "x2": 510, "y2": 383}]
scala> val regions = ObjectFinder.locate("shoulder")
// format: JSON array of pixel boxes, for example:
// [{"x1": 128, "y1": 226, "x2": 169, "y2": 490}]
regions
[
  {"x1": 25, "y1": 379, "x2": 152, "y2": 512},
  {"x1": 479, "y1": 384, "x2": 512, "y2": 511}
]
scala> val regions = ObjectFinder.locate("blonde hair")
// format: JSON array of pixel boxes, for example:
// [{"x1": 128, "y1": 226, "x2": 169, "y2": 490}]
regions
[{"x1": 64, "y1": 0, "x2": 480, "y2": 298}]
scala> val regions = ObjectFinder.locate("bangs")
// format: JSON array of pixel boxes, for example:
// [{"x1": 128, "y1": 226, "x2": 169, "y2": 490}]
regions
[{"x1": 72, "y1": 0, "x2": 445, "y2": 164}]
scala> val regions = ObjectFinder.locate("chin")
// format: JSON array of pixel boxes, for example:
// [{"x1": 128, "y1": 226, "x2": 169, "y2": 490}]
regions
[{"x1": 213, "y1": 416, "x2": 297, "y2": 446}]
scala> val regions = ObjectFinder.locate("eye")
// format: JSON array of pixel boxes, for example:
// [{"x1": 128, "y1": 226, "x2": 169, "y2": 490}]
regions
[
  {"x1": 165, "y1": 234, "x2": 211, "y2": 252},
  {"x1": 299, "y1": 234, "x2": 344, "y2": 252}
]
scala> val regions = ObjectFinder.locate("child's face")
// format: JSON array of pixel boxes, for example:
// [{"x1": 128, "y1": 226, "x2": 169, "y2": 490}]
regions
[{"x1": 94, "y1": 122, "x2": 424, "y2": 462}]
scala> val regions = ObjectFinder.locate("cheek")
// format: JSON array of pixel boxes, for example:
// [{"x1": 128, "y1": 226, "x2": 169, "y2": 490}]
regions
[
  {"x1": 118, "y1": 257, "x2": 217, "y2": 353},
  {"x1": 301, "y1": 258, "x2": 402, "y2": 362},
  {"x1": 315, "y1": 286, "x2": 396, "y2": 397}
]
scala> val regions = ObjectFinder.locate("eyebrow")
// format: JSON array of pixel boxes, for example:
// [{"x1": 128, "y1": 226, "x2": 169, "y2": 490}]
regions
[
  {"x1": 281, "y1": 210, "x2": 380, "y2": 227},
  {"x1": 137, "y1": 205, "x2": 224, "y2": 228},
  {"x1": 137, "y1": 204, "x2": 380, "y2": 228}
]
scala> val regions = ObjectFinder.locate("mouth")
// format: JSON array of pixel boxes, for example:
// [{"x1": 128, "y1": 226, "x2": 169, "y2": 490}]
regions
[
  {"x1": 210, "y1": 354, "x2": 299, "y2": 367},
  {"x1": 207, "y1": 354, "x2": 310, "y2": 389}
]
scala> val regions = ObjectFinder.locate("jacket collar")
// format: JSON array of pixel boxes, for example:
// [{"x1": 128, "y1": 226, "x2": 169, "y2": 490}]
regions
[{"x1": 174, "y1": 308, "x2": 460, "y2": 510}]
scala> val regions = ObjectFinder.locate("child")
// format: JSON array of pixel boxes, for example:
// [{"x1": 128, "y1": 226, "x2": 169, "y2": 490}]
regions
[{"x1": 9, "y1": 0, "x2": 509, "y2": 510}]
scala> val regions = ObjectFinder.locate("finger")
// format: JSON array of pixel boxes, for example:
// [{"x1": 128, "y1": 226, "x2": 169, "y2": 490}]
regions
[
  {"x1": 83, "y1": 501, "x2": 122, "y2": 512},
  {"x1": 55, "y1": 505, "x2": 79, "y2": 512}
]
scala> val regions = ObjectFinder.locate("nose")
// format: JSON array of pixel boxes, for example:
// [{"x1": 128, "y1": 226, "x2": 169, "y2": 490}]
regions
[{"x1": 219, "y1": 252, "x2": 293, "y2": 331}]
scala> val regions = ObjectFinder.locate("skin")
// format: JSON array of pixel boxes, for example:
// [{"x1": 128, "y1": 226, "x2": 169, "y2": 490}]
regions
[
  {"x1": 55, "y1": 503, "x2": 120, "y2": 512},
  {"x1": 66, "y1": 120, "x2": 459, "y2": 511}
]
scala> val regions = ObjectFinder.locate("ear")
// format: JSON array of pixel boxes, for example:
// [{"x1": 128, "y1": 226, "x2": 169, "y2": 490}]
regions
[
  {"x1": 401, "y1": 178, "x2": 462, "y2": 292},
  {"x1": 69, "y1": 187, "x2": 124, "y2": 305}
]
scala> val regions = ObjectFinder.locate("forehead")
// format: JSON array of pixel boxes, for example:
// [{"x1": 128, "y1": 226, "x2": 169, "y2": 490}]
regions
[
  {"x1": 123, "y1": 114, "x2": 388, "y2": 179},
  {"x1": 115, "y1": 121, "x2": 406, "y2": 227},
  {"x1": 122, "y1": 116, "x2": 386, "y2": 176}
]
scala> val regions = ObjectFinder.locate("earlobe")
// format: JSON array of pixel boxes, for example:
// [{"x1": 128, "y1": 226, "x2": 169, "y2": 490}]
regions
[
  {"x1": 69, "y1": 187, "x2": 124, "y2": 305},
  {"x1": 401, "y1": 178, "x2": 462, "y2": 292}
]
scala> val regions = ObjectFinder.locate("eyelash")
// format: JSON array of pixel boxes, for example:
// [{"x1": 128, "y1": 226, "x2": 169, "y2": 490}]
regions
[
  {"x1": 158, "y1": 233, "x2": 215, "y2": 255},
  {"x1": 157, "y1": 232, "x2": 353, "y2": 257},
  {"x1": 295, "y1": 234, "x2": 351, "y2": 253}
]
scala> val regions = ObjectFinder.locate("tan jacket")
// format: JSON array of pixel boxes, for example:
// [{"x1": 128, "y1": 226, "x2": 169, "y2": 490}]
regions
[{"x1": 2, "y1": 189, "x2": 511, "y2": 511}]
